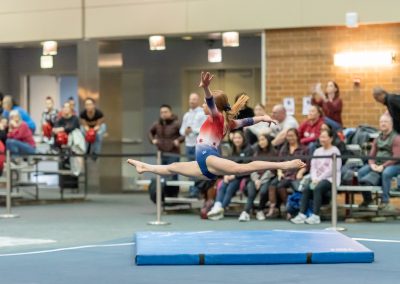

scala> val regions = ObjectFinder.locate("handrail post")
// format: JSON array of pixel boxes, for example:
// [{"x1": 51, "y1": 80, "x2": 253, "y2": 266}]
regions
[
  {"x1": 326, "y1": 153, "x2": 345, "y2": 231},
  {"x1": 0, "y1": 150, "x2": 20, "y2": 219},
  {"x1": 148, "y1": 151, "x2": 170, "y2": 226}
]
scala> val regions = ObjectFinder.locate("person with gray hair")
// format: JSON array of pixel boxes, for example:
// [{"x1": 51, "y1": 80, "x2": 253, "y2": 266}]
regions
[
  {"x1": 179, "y1": 93, "x2": 207, "y2": 160},
  {"x1": 357, "y1": 113, "x2": 400, "y2": 212},
  {"x1": 268, "y1": 104, "x2": 299, "y2": 147},
  {"x1": 6, "y1": 110, "x2": 36, "y2": 155},
  {"x1": 373, "y1": 87, "x2": 400, "y2": 133}
]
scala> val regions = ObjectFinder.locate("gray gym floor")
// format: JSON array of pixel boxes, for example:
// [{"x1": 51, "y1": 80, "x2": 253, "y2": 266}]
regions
[{"x1": 0, "y1": 194, "x2": 399, "y2": 284}]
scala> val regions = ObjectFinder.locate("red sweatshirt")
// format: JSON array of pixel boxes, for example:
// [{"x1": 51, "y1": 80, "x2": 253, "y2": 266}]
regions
[
  {"x1": 8, "y1": 121, "x2": 36, "y2": 148},
  {"x1": 299, "y1": 117, "x2": 324, "y2": 145},
  {"x1": 312, "y1": 97, "x2": 343, "y2": 126}
]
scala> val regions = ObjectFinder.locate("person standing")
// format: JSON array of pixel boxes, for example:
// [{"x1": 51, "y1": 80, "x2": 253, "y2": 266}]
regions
[
  {"x1": 312, "y1": 81, "x2": 343, "y2": 130},
  {"x1": 148, "y1": 104, "x2": 184, "y2": 200},
  {"x1": 179, "y1": 93, "x2": 207, "y2": 160},
  {"x1": 372, "y1": 87, "x2": 400, "y2": 134}
]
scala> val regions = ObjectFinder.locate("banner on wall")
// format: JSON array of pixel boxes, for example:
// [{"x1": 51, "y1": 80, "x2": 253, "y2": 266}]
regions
[
  {"x1": 302, "y1": 96, "x2": 312, "y2": 115},
  {"x1": 283, "y1": 97, "x2": 295, "y2": 115}
]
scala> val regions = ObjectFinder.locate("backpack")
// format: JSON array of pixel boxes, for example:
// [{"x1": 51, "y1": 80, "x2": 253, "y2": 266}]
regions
[{"x1": 347, "y1": 125, "x2": 378, "y2": 147}]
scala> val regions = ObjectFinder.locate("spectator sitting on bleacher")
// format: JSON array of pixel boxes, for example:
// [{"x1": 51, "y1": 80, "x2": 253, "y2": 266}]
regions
[
  {"x1": 298, "y1": 105, "x2": 324, "y2": 153},
  {"x1": 357, "y1": 113, "x2": 400, "y2": 211},
  {"x1": 6, "y1": 110, "x2": 36, "y2": 155},
  {"x1": 314, "y1": 123, "x2": 347, "y2": 158},
  {"x1": 291, "y1": 129, "x2": 342, "y2": 225},
  {"x1": 41, "y1": 96, "x2": 58, "y2": 143},
  {"x1": 80, "y1": 98, "x2": 107, "y2": 156},
  {"x1": 268, "y1": 128, "x2": 308, "y2": 218},
  {"x1": 53, "y1": 102, "x2": 80, "y2": 146},
  {"x1": 2, "y1": 96, "x2": 36, "y2": 134},
  {"x1": 266, "y1": 104, "x2": 299, "y2": 147},
  {"x1": 312, "y1": 81, "x2": 343, "y2": 130},
  {"x1": 244, "y1": 103, "x2": 271, "y2": 145},
  {"x1": 373, "y1": 87, "x2": 400, "y2": 134},
  {"x1": 207, "y1": 131, "x2": 254, "y2": 221},
  {"x1": 240, "y1": 134, "x2": 277, "y2": 221}
]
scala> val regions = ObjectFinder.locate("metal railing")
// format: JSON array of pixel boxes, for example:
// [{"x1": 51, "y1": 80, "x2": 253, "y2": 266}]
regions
[{"x1": 0, "y1": 150, "x2": 399, "y2": 230}]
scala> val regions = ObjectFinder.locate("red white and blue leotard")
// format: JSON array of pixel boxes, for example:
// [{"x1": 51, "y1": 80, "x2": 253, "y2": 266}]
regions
[{"x1": 196, "y1": 96, "x2": 254, "y2": 179}]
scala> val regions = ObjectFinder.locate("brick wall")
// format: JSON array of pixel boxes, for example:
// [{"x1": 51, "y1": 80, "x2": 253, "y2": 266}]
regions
[{"x1": 265, "y1": 24, "x2": 400, "y2": 128}]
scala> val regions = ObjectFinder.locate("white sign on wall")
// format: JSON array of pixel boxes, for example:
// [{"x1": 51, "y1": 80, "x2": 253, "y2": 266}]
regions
[{"x1": 283, "y1": 97, "x2": 295, "y2": 115}]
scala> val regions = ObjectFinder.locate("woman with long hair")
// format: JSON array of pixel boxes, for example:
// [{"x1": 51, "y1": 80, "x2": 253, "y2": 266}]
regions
[
  {"x1": 128, "y1": 72, "x2": 305, "y2": 181},
  {"x1": 239, "y1": 133, "x2": 277, "y2": 221},
  {"x1": 312, "y1": 81, "x2": 343, "y2": 130},
  {"x1": 209, "y1": 131, "x2": 253, "y2": 220}
]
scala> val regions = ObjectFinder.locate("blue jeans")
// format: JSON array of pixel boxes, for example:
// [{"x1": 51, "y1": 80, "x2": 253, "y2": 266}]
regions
[
  {"x1": 216, "y1": 178, "x2": 241, "y2": 208},
  {"x1": 324, "y1": 117, "x2": 342, "y2": 131},
  {"x1": 358, "y1": 164, "x2": 400, "y2": 203},
  {"x1": 185, "y1": 146, "x2": 196, "y2": 161},
  {"x1": 185, "y1": 146, "x2": 198, "y2": 196},
  {"x1": 162, "y1": 155, "x2": 180, "y2": 181},
  {"x1": 81, "y1": 124, "x2": 107, "y2": 154},
  {"x1": 6, "y1": 139, "x2": 36, "y2": 155}
]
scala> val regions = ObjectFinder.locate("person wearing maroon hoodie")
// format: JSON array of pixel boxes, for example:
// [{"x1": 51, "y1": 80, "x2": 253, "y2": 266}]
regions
[
  {"x1": 312, "y1": 81, "x2": 343, "y2": 130},
  {"x1": 298, "y1": 105, "x2": 324, "y2": 153},
  {"x1": 6, "y1": 110, "x2": 35, "y2": 154}
]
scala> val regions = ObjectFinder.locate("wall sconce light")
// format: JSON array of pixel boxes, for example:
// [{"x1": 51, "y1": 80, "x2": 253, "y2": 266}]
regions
[
  {"x1": 40, "y1": 55, "x2": 53, "y2": 69},
  {"x1": 149, "y1": 35, "x2": 166, "y2": 50},
  {"x1": 222, "y1": 31, "x2": 239, "y2": 47},
  {"x1": 208, "y1": 48, "x2": 222, "y2": 63},
  {"x1": 42, "y1": 41, "x2": 58, "y2": 55},
  {"x1": 334, "y1": 51, "x2": 396, "y2": 67}
]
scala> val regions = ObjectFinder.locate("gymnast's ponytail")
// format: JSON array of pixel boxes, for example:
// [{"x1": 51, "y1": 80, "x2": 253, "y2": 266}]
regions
[{"x1": 213, "y1": 91, "x2": 249, "y2": 135}]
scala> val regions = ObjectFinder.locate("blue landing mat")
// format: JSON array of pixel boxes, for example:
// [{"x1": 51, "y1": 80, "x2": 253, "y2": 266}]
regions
[{"x1": 135, "y1": 230, "x2": 374, "y2": 265}]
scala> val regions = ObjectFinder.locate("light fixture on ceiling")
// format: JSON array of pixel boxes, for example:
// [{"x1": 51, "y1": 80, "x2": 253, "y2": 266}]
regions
[
  {"x1": 208, "y1": 48, "x2": 222, "y2": 63},
  {"x1": 182, "y1": 36, "x2": 192, "y2": 41},
  {"x1": 42, "y1": 41, "x2": 58, "y2": 55},
  {"x1": 334, "y1": 51, "x2": 396, "y2": 67},
  {"x1": 40, "y1": 55, "x2": 53, "y2": 69},
  {"x1": 346, "y1": 12, "x2": 358, "y2": 28},
  {"x1": 149, "y1": 35, "x2": 166, "y2": 50},
  {"x1": 208, "y1": 33, "x2": 221, "y2": 40},
  {"x1": 222, "y1": 31, "x2": 239, "y2": 47}
]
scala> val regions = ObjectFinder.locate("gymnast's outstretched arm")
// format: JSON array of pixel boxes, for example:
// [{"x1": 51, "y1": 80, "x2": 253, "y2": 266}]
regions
[{"x1": 231, "y1": 115, "x2": 277, "y2": 130}]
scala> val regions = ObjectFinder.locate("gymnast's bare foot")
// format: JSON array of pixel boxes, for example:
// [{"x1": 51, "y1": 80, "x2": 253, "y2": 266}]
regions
[
  {"x1": 281, "y1": 159, "x2": 306, "y2": 170},
  {"x1": 127, "y1": 159, "x2": 150, "y2": 174}
]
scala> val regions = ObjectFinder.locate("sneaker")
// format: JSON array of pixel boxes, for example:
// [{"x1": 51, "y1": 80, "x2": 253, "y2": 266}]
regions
[
  {"x1": 290, "y1": 213, "x2": 307, "y2": 224},
  {"x1": 256, "y1": 211, "x2": 266, "y2": 221},
  {"x1": 305, "y1": 214, "x2": 321, "y2": 225},
  {"x1": 359, "y1": 200, "x2": 373, "y2": 209},
  {"x1": 238, "y1": 211, "x2": 250, "y2": 222},
  {"x1": 207, "y1": 203, "x2": 224, "y2": 218},
  {"x1": 208, "y1": 208, "x2": 224, "y2": 221},
  {"x1": 379, "y1": 203, "x2": 397, "y2": 212}
]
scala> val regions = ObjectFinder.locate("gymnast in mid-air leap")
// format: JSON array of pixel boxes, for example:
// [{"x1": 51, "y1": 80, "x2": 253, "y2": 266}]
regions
[{"x1": 127, "y1": 71, "x2": 305, "y2": 180}]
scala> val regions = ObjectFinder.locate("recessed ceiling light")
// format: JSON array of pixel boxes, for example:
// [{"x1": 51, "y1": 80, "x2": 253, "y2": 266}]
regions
[{"x1": 182, "y1": 36, "x2": 192, "y2": 40}]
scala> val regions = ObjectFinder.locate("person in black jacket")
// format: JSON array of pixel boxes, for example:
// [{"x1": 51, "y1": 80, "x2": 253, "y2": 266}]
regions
[
  {"x1": 373, "y1": 87, "x2": 400, "y2": 133},
  {"x1": 53, "y1": 102, "x2": 80, "y2": 135}
]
